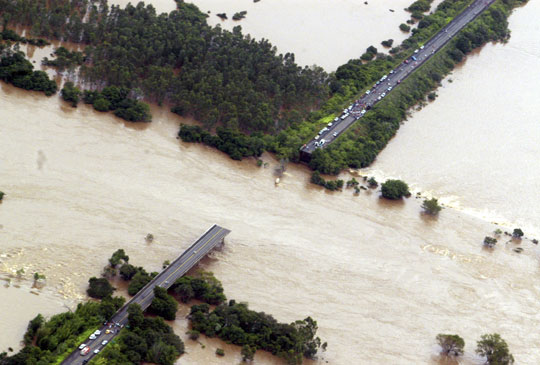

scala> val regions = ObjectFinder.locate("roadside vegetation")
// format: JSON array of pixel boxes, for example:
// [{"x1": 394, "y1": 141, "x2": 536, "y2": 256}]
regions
[
  {"x1": 0, "y1": 297, "x2": 124, "y2": 364},
  {"x1": 306, "y1": 0, "x2": 526, "y2": 175}
]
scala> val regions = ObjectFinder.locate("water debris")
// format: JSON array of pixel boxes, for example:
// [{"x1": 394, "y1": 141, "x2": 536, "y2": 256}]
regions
[{"x1": 37, "y1": 150, "x2": 46, "y2": 170}]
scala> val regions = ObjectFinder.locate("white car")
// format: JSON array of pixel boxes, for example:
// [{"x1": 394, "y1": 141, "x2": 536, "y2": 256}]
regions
[
  {"x1": 94, "y1": 349, "x2": 100, "y2": 354},
  {"x1": 377, "y1": 96, "x2": 382, "y2": 100},
  {"x1": 365, "y1": 90, "x2": 371, "y2": 95},
  {"x1": 79, "y1": 344, "x2": 87, "y2": 350},
  {"x1": 94, "y1": 330, "x2": 101, "y2": 336},
  {"x1": 332, "y1": 132, "x2": 338, "y2": 137},
  {"x1": 420, "y1": 45, "x2": 425, "y2": 49},
  {"x1": 387, "y1": 86, "x2": 392, "y2": 91},
  {"x1": 361, "y1": 110, "x2": 366, "y2": 115},
  {"x1": 414, "y1": 49, "x2": 419, "y2": 53},
  {"x1": 319, "y1": 139, "x2": 326, "y2": 146},
  {"x1": 381, "y1": 92, "x2": 386, "y2": 97},
  {"x1": 89, "y1": 334, "x2": 96, "y2": 340},
  {"x1": 334, "y1": 117, "x2": 339, "y2": 122},
  {"x1": 327, "y1": 122, "x2": 333, "y2": 127},
  {"x1": 102, "y1": 340, "x2": 108, "y2": 346},
  {"x1": 315, "y1": 135, "x2": 320, "y2": 140},
  {"x1": 389, "y1": 70, "x2": 395, "y2": 74}
]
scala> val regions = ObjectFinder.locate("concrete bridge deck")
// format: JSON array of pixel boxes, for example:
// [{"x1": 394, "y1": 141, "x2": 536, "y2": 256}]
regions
[{"x1": 61, "y1": 224, "x2": 230, "y2": 365}]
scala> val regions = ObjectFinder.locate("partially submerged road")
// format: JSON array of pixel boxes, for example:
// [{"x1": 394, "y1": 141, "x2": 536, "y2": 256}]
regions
[
  {"x1": 301, "y1": 0, "x2": 495, "y2": 158},
  {"x1": 61, "y1": 224, "x2": 230, "y2": 365}
]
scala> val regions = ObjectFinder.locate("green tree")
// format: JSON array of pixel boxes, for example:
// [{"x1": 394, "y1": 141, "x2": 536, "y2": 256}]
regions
[
  {"x1": 512, "y1": 228, "x2": 524, "y2": 239},
  {"x1": 109, "y1": 249, "x2": 129, "y2": 267},
  {"x1": 93, "y1": 97, "x2": 110, "y2": 112},
  {"x1": 60, "y1": 81, "x2": 81, "y2": 107},
  {"x1": 119, "y1": 263, "x2": 137, "y2": 280},
  {"x1": 149, "y1": 286, "x2": 178, "y2": 320},
  {"x1": 436, "y1": 334, "x2": 464, "y2": 356},
  {"x1": 381, "y1": 179, "x2": 410, "y2": 200},
  {"x1": 476, "y1": 334, "x2": 514, "y2": 364},
  {"x1": 128, "y1": 271, "x2": 152, "y2": 295},
  {"x1": 87, "y1": 277, "x2": 114, "y2": 299},
  {"x1": 483, "y1": 236, "x2": 497, "y2": 248},
  {"x1": 127, "y1": 303, "x2": 145, "y2": 329},
  {"x1": 187, "y1": 330, "x2": 200, "y2": 340},
  {"x1": 400, "y1": 23, "x2": 411, "y2": 32},
  {"x1": 422, "y1": 198, "x2": 442, "y2": 215},
  {"x1": 241, "y1": 344, "x2": 256, "y2": 361},
  {"x1": 0, "y1": 191, "x2": 4, "y2": 201},
  {"x1": 367, "y1": 177, "x2": 378, "y2": 188}
]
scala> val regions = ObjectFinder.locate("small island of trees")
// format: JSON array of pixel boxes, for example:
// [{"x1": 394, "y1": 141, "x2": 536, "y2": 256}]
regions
[
  {"x1": 381, "y1": 179, "x2": 410, "y2": 200},
  {"x1": 436, "y1": 332, "x2": 514, "y2": 364}
]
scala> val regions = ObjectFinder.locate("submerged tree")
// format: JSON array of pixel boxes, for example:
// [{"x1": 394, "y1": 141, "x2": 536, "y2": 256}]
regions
[
  {"x1": 476, "y1": 333, "x2": 514, "y2": 365},
  {"x1": 381, "y1": 179, "x2": 410, "y2": 200},
  {"x1": 483, "y1": 236, "x2": 497, "y2": 248},
  {"x1": 512, "y1": 228, "x2": 524, "y2": 239},
  {"x1": 422, "y1": 198, "x2": 442, "y2": 215},
  {"x1": 436, "y1": 334, "x2": 465, "y2": 357}
]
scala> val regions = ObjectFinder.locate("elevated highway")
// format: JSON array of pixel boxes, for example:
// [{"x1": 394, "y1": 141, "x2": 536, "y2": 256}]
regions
[
  {"x1": 61, "y1": 224, "x2": 230, "y2": 365},
  {"x1": 300, "y1": 0, "x2": 496, "y2": 160}
]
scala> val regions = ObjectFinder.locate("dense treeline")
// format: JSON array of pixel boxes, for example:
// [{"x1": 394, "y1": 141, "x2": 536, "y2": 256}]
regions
[
  {"x1": 0, "y1": 0, "x2": 328, "y2": 131},
  {"x1": 0, "y1": 46, "x2": 57, "y2": 95},
  {"x1": 0, "y1": 28, "x2": 49, "y2": 46},
  {"x1": 83, "y1": 86, "x2": 151, "y2": 122},
  {"x1": 190, "y1": 301, "x2": 324, "y2": 364},
  {"x1": 0, "y1": 297, "x2": 124, "y2": 364},
  {"x1": 178, "y1": 124, "x2": 268, "y2": 160}
]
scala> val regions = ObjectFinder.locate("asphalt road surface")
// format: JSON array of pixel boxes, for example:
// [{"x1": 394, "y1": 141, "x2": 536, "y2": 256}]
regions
[
  {"x1": 301, "y1": 0, "x2": 495, "y2": 155},
  {"x1": 61, "y1": 224, "x2": 230, "y2": 365}
]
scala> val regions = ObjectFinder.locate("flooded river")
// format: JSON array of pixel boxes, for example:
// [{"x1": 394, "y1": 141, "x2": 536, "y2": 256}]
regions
[
  {"x1": 111, "y1": 0, "x2": 419, "y2": 70},
  {"x1": 1, "y1": 0, "x2": 540, "y2": 363}
]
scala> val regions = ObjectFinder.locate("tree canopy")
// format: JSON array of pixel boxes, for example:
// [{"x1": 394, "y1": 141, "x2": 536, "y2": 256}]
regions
[
  {"x1": 189, "y1": 301, "x2": 323, "y2": 364},
  {"x1": 0, "y1": 0, "x2": 328, "y2": 130},
  {"x1": 476, "y1": 333, "x2": 514, "y2": 365},
  {"x1": 87, "y1": 277, "x2": 115, "y2": 299},
  {"x1": 0, "y1": 47, "x2": 57, "y2": 95},
  {"x1": 149, "y1": 287, "x2": 178, "y2": 321},
  {"x1": 381, "y1": 179, "x2": 410, "y2": 200},
  {"x1": 422, "y1": 198, "x2": 442, "y2": 215},
  {"x1": 436, "y1": 334, "x2": 465, "y2": 356}
]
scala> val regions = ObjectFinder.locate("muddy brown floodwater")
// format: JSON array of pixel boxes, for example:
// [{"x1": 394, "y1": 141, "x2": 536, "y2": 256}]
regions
[
  {"x1": 1, "y1": 0, "x2": 540, "y2": 363},
  {"x1": 110, "y1": 0, "x2": 423, "y2": 71}
]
